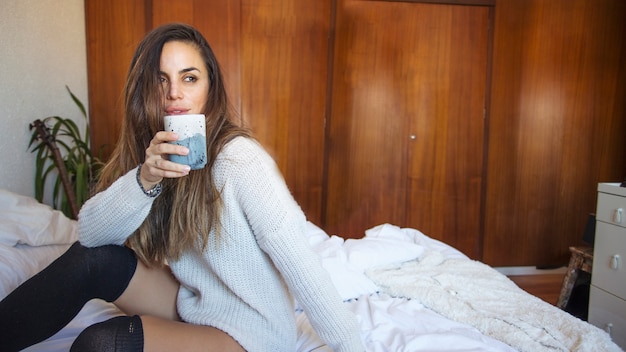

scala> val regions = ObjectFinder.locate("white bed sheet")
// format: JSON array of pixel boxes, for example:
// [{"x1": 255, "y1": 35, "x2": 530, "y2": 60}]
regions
[{"x1": 296, "y1": 293, "x2": 515, "y2": 352}]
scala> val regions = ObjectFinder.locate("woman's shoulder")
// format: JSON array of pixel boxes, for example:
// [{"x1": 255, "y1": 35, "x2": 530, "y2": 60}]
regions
[
  {"x1": 216, "y1": 136, "x2": 275, "y2": 169},
  {"x1": 223, "y1": 135, "x2": 259, "y2": 150},
  {"x1": 213, "y1": 136, "x2": 283, "y2": 188},
  {"x1": 220, "y1": 136, "x2": 265, "y2": 158}
]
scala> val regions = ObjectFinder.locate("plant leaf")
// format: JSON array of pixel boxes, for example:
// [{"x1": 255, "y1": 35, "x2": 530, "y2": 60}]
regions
[
  {"x1": 30, "y1": 86, "x2": 100, "y2": 216},
  {"x1": 66, "y1": 85, "x2": 87, "y2": 118}
]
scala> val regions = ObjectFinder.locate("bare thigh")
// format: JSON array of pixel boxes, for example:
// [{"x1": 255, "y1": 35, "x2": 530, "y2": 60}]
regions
[
  {"x1": 113, "y1": 259, "x2": 180, "y2": 320},
  {"x1": 142, "y1": 316, "x2": 245, "y2": 352}
]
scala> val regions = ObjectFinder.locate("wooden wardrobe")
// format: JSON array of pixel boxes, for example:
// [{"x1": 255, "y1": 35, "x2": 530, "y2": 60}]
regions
[{"x1": 85, "y1": 0, "x2": 626, "y2": 266}]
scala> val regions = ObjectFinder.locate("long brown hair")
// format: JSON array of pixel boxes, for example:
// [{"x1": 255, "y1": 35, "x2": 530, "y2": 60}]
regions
[{"x1": 96, "y1": 23, "x2": 249, "y2": 265}]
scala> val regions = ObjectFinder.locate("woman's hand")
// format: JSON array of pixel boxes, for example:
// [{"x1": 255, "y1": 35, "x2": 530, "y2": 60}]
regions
[{"x1": 140, "y1": 131, "x2": 191, "y2": 189}]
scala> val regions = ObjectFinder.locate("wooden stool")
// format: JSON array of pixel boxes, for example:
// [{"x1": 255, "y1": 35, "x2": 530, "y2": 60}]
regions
[{"x1": 557, "y1": 246, "x2": 594, "y2": 309}]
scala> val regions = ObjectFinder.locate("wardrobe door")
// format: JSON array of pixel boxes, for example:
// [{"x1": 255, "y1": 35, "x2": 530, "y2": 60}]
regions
[
  {"x1": 85, "y1": 0, "x2": 148, "y2": 158},
  {"x1": 325, "y1": 0, "x2": 490, "y2": 258},
  {"x1": 239, "y1": 1, "x2": 332, "y2": 224},
  {"x1": 483, "y1": 0, "x2": 626, "y2": 266}
]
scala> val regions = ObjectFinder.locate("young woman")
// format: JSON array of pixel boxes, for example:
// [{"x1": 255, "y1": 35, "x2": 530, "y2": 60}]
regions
[{"x1": 0, "y1": 23, "x2": 364, "y2": 352}]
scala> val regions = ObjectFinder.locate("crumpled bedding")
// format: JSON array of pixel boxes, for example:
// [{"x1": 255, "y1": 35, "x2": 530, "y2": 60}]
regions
[{"x1": 366, "y1": 250, "x2": 621, "y2": 352}]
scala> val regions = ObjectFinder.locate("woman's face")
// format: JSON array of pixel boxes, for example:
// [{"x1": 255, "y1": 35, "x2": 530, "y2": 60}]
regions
[{"x1": 159, "y1": 40, "x2": 209, "y2": 115}]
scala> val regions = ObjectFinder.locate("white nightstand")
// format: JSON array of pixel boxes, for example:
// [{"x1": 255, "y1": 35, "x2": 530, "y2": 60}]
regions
[{"x1": 589, "y1": 182, "x2": 626, "y2": 349}]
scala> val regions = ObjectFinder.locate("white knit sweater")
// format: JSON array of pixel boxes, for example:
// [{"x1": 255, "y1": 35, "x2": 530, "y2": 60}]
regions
[{"x1": 78, "y1": 137, "x2": 364, "y2": 352}]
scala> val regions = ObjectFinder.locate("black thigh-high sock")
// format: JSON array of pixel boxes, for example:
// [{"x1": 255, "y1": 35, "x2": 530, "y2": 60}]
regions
[
  {"x1": 0, "y1": 241, "x2": 137, "y2": 352},
  {"x1": 70, "y1": 315, "x2": 144, "y2": 352}
]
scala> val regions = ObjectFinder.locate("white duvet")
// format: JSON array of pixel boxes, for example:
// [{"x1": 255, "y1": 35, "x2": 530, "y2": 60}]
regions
[
  {"x1": 0, "y1": 189, "x2": 615, "y2": 351},
  {"x1": 366, "y1": 251, "x2": 621, "y2": 352}
]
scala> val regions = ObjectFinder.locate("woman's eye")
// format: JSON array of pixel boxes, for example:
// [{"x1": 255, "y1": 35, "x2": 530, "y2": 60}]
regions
[
  {"x1": 183, "y1": 76, "x2": 197, "y2": 83},
  {"x1": 159, "y1": 77, "x2": 168, "y2": 83}
]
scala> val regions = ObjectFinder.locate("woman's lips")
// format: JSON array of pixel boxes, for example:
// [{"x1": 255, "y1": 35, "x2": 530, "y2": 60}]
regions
[{"x1": 165, "y1": 108, "x2": 190, "y2": 115}]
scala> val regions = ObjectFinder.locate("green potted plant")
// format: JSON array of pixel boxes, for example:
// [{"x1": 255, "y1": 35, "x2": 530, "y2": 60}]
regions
[{"x1": 28, "y1": 86, "x2": 103, "y2": 219}]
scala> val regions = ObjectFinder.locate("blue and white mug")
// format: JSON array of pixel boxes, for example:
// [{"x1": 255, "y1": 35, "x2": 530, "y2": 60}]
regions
[{"x1": 164, "y1": 114, "x2": 207, "y2": 170}]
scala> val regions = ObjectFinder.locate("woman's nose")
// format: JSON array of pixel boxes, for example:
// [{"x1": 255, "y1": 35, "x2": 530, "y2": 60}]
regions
[{"x1": 167, "y1": 83, "x2": 182, "y2": 100}]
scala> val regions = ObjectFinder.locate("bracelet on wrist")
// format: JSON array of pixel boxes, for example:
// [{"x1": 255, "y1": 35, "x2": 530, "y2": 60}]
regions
[{"x1": 136, "y1": 163, "x2": 162, "y2": 198}]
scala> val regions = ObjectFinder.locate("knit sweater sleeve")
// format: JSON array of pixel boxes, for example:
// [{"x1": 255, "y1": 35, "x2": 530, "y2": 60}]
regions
[
  {"x1": 78, "y1": 166, "x2": 155, "y2": 247},
  {"x1": 224, "y1": 139, "x2": 364, "y2": 352}
]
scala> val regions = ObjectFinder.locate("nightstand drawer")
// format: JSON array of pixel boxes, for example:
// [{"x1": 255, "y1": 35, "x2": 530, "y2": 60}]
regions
[
  {"x1": 592, "y1": 221, "x2": 626, "y2": 298},
  {"x1": 597, "y1": 192, "x2": 626, "y2": 228},
  {"x1": 589, "y1": 286, "x2": 626, "y2": 349}
]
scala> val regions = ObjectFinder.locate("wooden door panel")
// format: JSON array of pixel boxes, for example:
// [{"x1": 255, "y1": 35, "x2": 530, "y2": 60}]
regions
[
  {"x1": 85, "y1": 0, "x2": 148, "y2": 158},
  {"x1": 325, "y1": 0, "x2": 489, "y2": 259},
  {"x1": 240, "y1": 1, "x2": 331, "y2": 223},
  {"x1": 405, "y1": 5, "x2": 489, "y2": 258},
  {"x1": 484, "y1": 0, "x2": 626, "y2": 266},
  {"x1": 325, "y1": 0, "x2": 413, "y2": 237}
]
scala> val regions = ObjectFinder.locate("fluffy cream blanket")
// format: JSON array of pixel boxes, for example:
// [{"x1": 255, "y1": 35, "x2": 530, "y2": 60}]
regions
[{"x1": 366, "y1": 251, "x2": 622, "y2": 352}]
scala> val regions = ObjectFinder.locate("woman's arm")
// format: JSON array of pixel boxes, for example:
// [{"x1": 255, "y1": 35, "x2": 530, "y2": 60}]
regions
[
  {"x1": 231, "y1": 140, "x2": 364, "y2": 352},
  {"x1": 78, "y1": 166, "x2": 155, "y2": 247}
]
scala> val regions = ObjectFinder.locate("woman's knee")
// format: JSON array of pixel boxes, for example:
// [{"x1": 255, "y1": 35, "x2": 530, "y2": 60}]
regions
[
  {"x1": 55, "y1": 242, "x2": 138, "y2": 302},
  {"x1": 70, "y1": 315, "x2": 143, "y2": 352},
  {"x1": 83, "y1": 243, "x2": 138, "y2": 302}
]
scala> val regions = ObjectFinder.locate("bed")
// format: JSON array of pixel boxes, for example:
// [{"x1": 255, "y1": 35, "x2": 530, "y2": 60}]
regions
[{"x1": 0, "y1": 189, "x2": 621, "y2": 352}]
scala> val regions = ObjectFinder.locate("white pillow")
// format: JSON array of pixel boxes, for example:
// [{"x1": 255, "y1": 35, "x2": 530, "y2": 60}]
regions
[
  {"x1": 0, "y1": 189, "x2": 77, "y2": 246},
  {"x1": 320, "y1": 255, "x2": 379, "y2": 300},
  {"x1": 306, "y1": 228, "x2": 379, "y2": 300},
  {"x1": 305, "y1": 221, "x2": 330, "y2": 247},
  {"x1": 343, "y1": 223, "x2": 426, "y2": 272},
  {"x1": 0, "y1": 243, "x2": 70, "y2": 298}
]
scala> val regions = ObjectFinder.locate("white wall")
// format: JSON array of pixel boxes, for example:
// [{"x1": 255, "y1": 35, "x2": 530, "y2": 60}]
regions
[{"x1": 0, "y1": 0, "x2": 88, "y2": 205}]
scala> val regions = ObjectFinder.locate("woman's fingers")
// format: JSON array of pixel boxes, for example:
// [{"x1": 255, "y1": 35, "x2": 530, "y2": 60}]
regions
[{"x1": 142, "y1": 132, "x2": 191, "y2": 184}]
